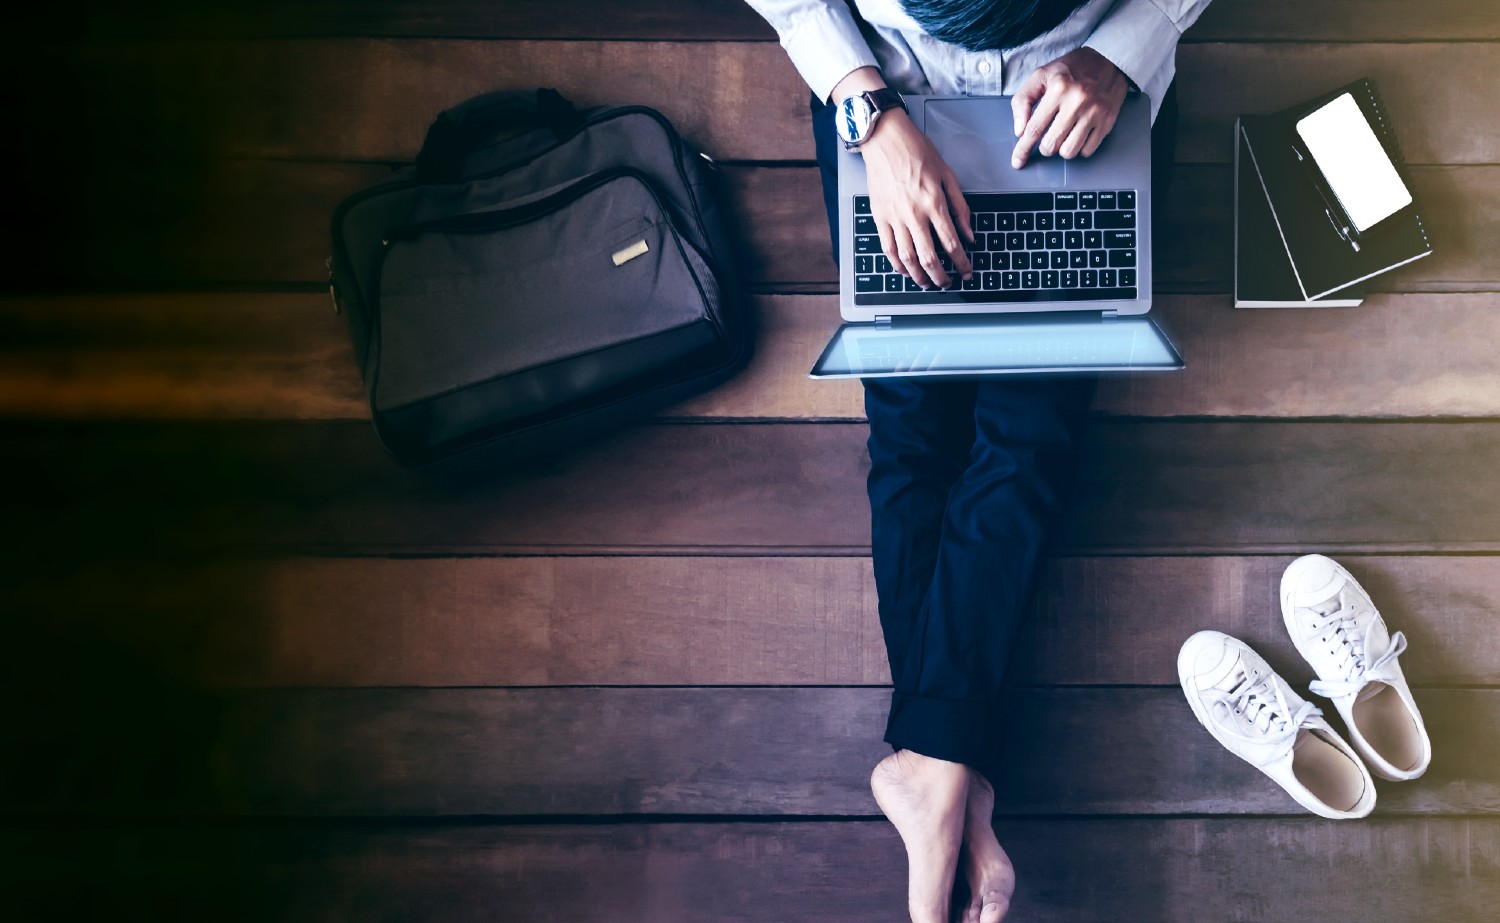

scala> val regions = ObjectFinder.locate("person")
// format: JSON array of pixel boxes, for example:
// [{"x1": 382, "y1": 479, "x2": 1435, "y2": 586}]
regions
[{"x1": 743, "y1": 2, "x2": 1213, "y2": 921}]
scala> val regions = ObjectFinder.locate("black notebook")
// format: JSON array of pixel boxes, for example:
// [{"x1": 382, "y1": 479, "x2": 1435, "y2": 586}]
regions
[
  {"x1": 1239, "y1": 79, "x2": 1432, "y2": 302},
  {"x1": 1235, "y1": 117, "x2": 1363, "y2": 308}
]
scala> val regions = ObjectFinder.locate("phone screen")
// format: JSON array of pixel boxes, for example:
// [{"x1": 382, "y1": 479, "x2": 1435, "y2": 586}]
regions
[{"x1": 1295, "y1": 93, "x2": 1412, "y2": 233}]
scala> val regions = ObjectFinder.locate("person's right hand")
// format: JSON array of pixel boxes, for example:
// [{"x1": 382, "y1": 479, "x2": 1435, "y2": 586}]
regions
[{"x1": 857, "y1": 109, "x2": 974, "y2": 289}]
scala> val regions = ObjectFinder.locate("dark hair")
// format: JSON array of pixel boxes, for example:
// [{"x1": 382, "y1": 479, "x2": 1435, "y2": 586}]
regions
[{"x1": 899, "y1": 0, "x2": 1088, "y2": 52}]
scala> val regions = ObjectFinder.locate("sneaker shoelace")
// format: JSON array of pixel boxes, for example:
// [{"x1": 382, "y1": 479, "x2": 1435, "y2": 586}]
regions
[
  {"x1": 1305, "y1": 592, "x2": 1408, "y2": 700},
  {"x1": 1213, "y1": 667, "x2": 1319, "y2": 764}
]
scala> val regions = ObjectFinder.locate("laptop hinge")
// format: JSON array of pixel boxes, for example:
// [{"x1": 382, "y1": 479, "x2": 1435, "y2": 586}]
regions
[
  {"x1": 1101, "y1": 309, "x2": 1120, "y2": 319},
  {"x1": 875, "y1": 315, "x2": 893, "y2": 328}
]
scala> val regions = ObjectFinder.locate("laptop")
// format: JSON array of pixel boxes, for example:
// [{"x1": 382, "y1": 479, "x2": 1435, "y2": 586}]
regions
[{"x1": 810, "y1": 93, "x2": 1184, "y2": 378}]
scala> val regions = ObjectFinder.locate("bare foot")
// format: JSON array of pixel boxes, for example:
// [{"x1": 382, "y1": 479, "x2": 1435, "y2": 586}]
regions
[
  {"x1": 870, "y1": 750, "x2": 969, "y2": 923},
  {"x1": 959, "y1": 771, "x2": 1016, "y2": 923}
]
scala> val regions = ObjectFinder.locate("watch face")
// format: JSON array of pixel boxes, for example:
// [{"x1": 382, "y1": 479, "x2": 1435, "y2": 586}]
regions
[{"x1": 836, "y1": 95, "x2": 877, "y2": 146}]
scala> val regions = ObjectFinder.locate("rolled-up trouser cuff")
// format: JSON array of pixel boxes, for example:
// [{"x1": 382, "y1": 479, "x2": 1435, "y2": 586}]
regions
[{"x1": 884, "y1": 691, "x2": 1007, "y2": 769}]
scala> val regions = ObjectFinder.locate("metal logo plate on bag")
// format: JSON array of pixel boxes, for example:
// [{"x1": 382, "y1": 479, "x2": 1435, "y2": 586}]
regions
[{"x1": 612, "y1": 239, "x2": 650, "y2": 266}]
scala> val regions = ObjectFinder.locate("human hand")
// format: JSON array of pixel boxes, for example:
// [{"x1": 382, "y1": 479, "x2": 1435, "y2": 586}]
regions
[
  {"x1": 859, "y1": 109, "x2": 974, "y2": 289},
  {"x1": 1010, "y1": 47, "x2": 1128, "y2": 169}
]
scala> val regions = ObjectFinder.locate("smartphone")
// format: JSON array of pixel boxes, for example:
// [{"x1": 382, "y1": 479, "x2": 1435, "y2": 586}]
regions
[{"x1": 1295, "y1": 93, "x2": 1412, "y2": 234}]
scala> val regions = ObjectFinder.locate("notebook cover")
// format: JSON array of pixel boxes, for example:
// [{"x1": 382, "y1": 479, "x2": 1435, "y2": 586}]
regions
[
  {"x1": 1242, "y1": 79, "x2": 1432, "y2": 300},
  {"x1": 1234, "y1": 118, "x2": 1363, "y2": 308}
]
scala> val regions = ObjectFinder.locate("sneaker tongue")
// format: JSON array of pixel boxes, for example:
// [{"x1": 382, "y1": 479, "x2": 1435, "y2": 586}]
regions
[{"x1": 1292, "y1": 728, "x2": 1315, "y2": 750}]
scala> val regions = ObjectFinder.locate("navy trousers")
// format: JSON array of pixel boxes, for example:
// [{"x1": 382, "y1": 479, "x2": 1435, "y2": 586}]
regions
[{"x1": 812, "y1": 85, "x2": 1176, "y2": 768}]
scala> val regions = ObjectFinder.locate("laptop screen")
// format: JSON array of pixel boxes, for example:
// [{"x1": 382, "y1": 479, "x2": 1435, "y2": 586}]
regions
[{"x1": 810, "y1": 314, "x2": 1183, "y2": 378}]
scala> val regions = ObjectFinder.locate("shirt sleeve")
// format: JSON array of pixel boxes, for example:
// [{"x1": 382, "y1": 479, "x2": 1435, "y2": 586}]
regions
[
  {"x1": 743, "y1": 0, "x2": 881, "y2": 103},
  {"x1": 1083, "y1": 0, "x2": 1215, "y2": 120}
]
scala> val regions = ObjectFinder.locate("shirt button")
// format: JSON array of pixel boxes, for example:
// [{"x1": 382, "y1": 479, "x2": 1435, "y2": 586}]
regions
[{"x1": 977, "y1": 59, "x2": 992, "y2": 75}]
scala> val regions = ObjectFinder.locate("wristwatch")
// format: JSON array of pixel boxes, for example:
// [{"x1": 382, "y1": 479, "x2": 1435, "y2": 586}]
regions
[{"x1": 835, "y1": 88, "x2": 907, "y2": 150}]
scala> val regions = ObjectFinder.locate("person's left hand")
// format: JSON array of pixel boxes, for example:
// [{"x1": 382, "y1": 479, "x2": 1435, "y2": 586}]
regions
[{"x1": 1010, "y1": 47, "x2": 1128, "y2": 169}]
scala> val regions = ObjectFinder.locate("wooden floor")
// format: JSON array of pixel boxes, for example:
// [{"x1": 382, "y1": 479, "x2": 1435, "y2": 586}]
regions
[{"x1": 3, "y1": 2, "x2": 1499, "y2": 919}]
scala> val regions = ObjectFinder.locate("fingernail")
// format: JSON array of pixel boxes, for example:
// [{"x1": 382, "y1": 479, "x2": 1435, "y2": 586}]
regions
[{"x1": 1011, "y1": 156, "x2": 1023, "y2": 168}]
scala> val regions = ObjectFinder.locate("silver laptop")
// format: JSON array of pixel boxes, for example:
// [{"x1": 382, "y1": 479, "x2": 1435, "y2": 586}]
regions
[{"x1": 811, "y1": 93, "x2": 1184, "y2": 378}]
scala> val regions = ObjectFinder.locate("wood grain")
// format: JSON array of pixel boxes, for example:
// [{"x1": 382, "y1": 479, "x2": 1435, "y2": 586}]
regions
[
  {"x1": 7, "y1": 818, "x2": 1498, "y2": 922},
  {"x1": 19, "y1": 554, "x2": 1498, "y2": 689},
  {"x1": 7, "y1": 686, "x2": 1486, "y2": 816},
  {"x1": 10, "y1": 420, "x2": 1500, "y2": 555},
  {"x1": 6, "y1": 162, "x2": 1496, "y2": 291},
  {"x1": 35, "y1": 41, "x2": 1500, "y2": 165},
  {"x1": 33, "y1": 0, "x2": 1500, "y2": 43}
]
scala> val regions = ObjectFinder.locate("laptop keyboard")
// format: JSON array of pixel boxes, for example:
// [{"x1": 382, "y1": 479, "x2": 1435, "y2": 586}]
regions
[{"x1": 851, "y1": 191, "x2": 1139, "y2": 305}]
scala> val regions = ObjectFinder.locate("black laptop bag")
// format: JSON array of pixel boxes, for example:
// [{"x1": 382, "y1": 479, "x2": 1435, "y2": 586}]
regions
[{"x1": 330, "y1": 89, "x2": 751, "y2": 468}]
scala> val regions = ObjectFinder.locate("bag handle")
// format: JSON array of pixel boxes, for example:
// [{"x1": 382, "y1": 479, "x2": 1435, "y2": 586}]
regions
[{"x1": 414, "y1": 88, "x2": 583, "y2": 181}]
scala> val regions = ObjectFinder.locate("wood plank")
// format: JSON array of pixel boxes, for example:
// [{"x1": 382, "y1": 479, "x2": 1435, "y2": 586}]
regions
[
  {"x1": 8, "y1": 291, "x2": 1500, "y2": 423},
  {"x1": 36, "y1": 41, "x2": 1500, "y2": 165},
  {"x1": 10, "y1": 420, "x2": 1500, "y2": 555},
  {"x1": 21, "y1": 554, "x2": 1498, "y2": 689},
  {"x1": 7, "y1": 818, "x2": 1497, "y2": 922},
  {"x1": 8, "y1": 687, "x2": 1489, "y2": 816},
  {"x1": 8, "y1": 162, "x2": 1497, "y2": 291},
  {"x1": 35, "y1": 0, "x2": 1500, "y2": 42}
]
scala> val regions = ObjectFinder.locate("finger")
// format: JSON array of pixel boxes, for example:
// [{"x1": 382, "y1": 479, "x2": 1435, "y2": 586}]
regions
[
  {"x1": 943, "y1": 172, "x2": 976, "y2": 249},
  {"x1": 911, "y1": 221, "x2": 950, "y2": 289},
  {"x1": 1012, "y1": 83, "x2": 1063, "y2": 168},
  {"x1": 1038, "y1": 90, "x2": 1082, "y2": 158},
  {"x1": 1059, "y1": 118, "x2": 1093, "y2": 160},
  {"x1": 875, "y1": 219, "x2": 902, "y2": 276},
  {"x1": 890, "y1": 224, "x2": 930, "y2": 287},
  {"x1": 1011, "y1": 69, "x2": 1048, "y2": 136},
  {"x1": 937, "y1": 176, "x2": 974, "y2": 278},
  {"x1": 1081, "y1": 107, "x2": 1120, "y2": 157}
]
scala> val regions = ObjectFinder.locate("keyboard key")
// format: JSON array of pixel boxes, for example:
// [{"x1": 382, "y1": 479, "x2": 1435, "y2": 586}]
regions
[
  {"x1": 1074, "y1": 211, "x2": 1093, "y2": 230},
  {"x1": 1055, "y1": 212, "x2": 1073, "y2": 230},
  {"x1": 1089, "y1": 251, "x2": 1106, "y2": 268},
  {"x1": 1022, "y1": 270, "x2": 1040, "y2": 288},
  {"x1": 885, "y1": 274, "x2": 903, "y2": 292},
  {"x1": 1105, "y1": 231, "x2": 1136, "y2": 248},
  {"x1": 1006, "y1": 232, "x2": 1025, "y2": 250},
  {"x1": 1119, "y1": 268, "x2": 1136, "y2": 286},
  {"x1": 856, "y1": 274, "x2": 883, "y2": 292},
  {"x1": 982, "y1": 272, "x2": 1001, "y2": 291},
  {"x1": 996, "y1": 213, "x2": 1015, "y2": 231},
  {"x1": 1094, "y1": 210, "x2": 1136, "y2": 229},
  {"x1": 1055, "y1": 192, "x2": 1078, "y2": 209},
  {"x1": 965, "y1": 192, "x2": 1054, "y2": 211},
  {"x1": 856, "y1": 255, "x2": 873, "y2": 274},
  {"x1": 1012, "y1": 252, "x2": 1031, "y2": 270},
  {"x1": 962, "y1": 274, "x2": 980, "y2": 290},
  {"x1": 1084, "y1": 231, "x2": 1102, "y2": 249},
  {"x1": 988, "y1": 232, "x2": 1008, "y2": 251},
  {"x1": 904, "y1": 276, "x2": 921, "y2": 292},
  {"x1": 1002, "y1": 271, "x2": 1020, "y2": 289},
  {"x1": 1036, "y1": 212, "x2": 1053, "y2": 230},
  {"x1": 855, "y1": 215, "x2": 876, "y2": 235},
  {"x1": 1081, "y1": 269, "x2": 1098, "y2": 287},
  {"x1": 1100, "y1": 269, "x2": 1116, "y2": 287},
  {"x1": 1098, "y1": 191, "x2": 1117, "y2": 210},
  {"x1": 855, "y1": 196, "x2": 871, "y2": 214},
  {"x1": 1017, "y1": 213, "x2": 1035, "y2": 231},
  {"x1": 1026, "y1": 232, "x2": 1045, "y2": 250},
  {"x1": 855, "y1": 235, "x2": 881, "y2": 254},
  {"x1": 1079, "y1": 192, "x2": 1097, "y2": 209},
  {"x1": 1108, "y1": 249, "x2": 1136, "y2": 267},
  {"x1": 1065, "y1": 231, "x2": 1083, "y2": 249},
  {"x1": 1042, "y1": 270, "x2": 1059, "y2": 289},
  {"x1": 972, "y1": 252, "x2": 990, "y2": 271},
  {"x1": 992, "y1": 252, "x2": 1010, "y2": 270},
  {"x1": 1118, "y1": 190, "x2": 1136, "y2": 209},
  {"x1": 1050, "y1": 251, "x2": 1067, "y2": 269},
  {"x1": 876, "y1": 255, "x2": 893, "y2": 273},
  {"x1": 1069, "y1": 250, "x2": 1087, "y2": 268},
  {"x1": 1046, "y1": 231, "x2": 1063, "y2": 249},
  {"x1": 977, "y1": 213, "x2": 996, "y2": 232},
  {"x1": 1061, "y1": 270, "x2": 1078, "y2": 288}
]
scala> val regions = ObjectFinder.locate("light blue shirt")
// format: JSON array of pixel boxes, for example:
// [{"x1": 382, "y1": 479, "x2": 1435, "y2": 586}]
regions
[{"x1": 744, "y1": 0, "x2": 1214, "y2": 121}]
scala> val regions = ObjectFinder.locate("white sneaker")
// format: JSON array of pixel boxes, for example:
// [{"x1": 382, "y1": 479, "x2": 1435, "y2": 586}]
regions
[
  {"x1": 1178, "y1": 630, "x2": 1375, "y2": 819},
  {"x1": 1281, "y1": 554, "x2": 1432, "y2": 781}
]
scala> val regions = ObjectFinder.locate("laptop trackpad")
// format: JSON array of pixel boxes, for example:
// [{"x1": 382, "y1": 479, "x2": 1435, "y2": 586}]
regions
[{"x1": 925, "y1": 98, "x2": 1066, "y2": 189}]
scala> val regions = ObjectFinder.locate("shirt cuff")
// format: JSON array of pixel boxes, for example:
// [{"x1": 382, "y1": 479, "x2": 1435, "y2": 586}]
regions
[
  {"x1": 776, "y1": 4, "x2": 881, "y2": 103},
  {"x1": 1083, "y1": 0, "x2": 1183, "y2": 123}
]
